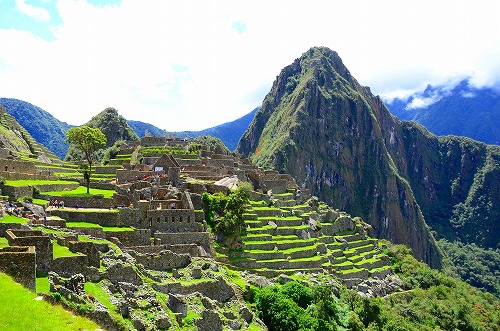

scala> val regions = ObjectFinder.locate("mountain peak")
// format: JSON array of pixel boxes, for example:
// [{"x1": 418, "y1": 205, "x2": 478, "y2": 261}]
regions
[
  {"x1": 299, "y1": 46, "x2": 353, "y2": 82},
  {"x1": 238, "y1": 47, "x2": 444, "y2": 268}
]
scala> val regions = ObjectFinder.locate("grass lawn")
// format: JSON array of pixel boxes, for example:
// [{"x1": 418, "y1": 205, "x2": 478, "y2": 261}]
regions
[
  {"x1": 42, "y1": 186, "x2": 115, "y2": 198},
  {"x1": 0, "y1": 237, "x2": 9, "y2": 248},
  {"x1": 4, "y1": 180, "x2": 79, "y2": 187},
  {"x1": 85, "y1": 281, "x2": 131, "y2": 328},
  {"x1": 52, "y1": 241, "x2": 82, "y2": 259},
  {"x1": 102, "y1": 226, "x2": 134, "y2": 232},
  {"x1": 0, "y1": 214, "x2": 28, "y2": 224},
  {"x1": 66, "y1": 222, "x2": 102, "y2": 228},
  {"x1": 36, "y1": 273, "x2": 50, "y2": 293},
  {"x1": 0, "y1": 273, "x2": 102, "y2": 331}
]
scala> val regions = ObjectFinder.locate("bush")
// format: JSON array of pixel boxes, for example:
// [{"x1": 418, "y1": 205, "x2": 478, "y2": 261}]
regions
[{"x1": 279, "y1": 281, "x2": 313, "y2": 309}]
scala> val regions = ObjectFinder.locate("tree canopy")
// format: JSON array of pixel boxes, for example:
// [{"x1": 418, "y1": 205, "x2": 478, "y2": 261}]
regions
[{"x1": 65, "y1": 126, "x2": 106, "y2": 193}]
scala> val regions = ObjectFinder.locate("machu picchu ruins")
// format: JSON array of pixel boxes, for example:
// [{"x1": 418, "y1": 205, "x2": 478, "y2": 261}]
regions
[{"x1": 0, "y1": 134, "x2": 401, "y2": 330}]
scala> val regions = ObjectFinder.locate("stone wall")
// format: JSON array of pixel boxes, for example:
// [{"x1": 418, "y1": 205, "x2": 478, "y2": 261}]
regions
[
  {"x1": 0, "y1": 171, "x2": 56, "y2": 181},
  {"x1": 6, "y1": 229, "x2": 53, "y2": 272},
  {"x1": 0, "y1": 158, "x2": 36, "y2": 174},
  {"x1": 50, "y1": 209, "x2": 120, "y2": 226},
  {"x1": 51, "y1": 255, "x2": 88, "y2": 277},
  {"x1": 262, "y1": 180, "x2": 288, "y2": 194},
  {"x1": 128, "y1": 244, "x2": 199, "y2": 256},
  {"x1": 68, "y1": 241, "x2": 100, "y2": 268},
  {"x1": 41, "y1": 196, "x2": 114, "y2": 209},
  {"x1": 147, "y1": 209, "x2": 202, "y2": 233},
  {"x1": 203, "y1": 158, "x2": 236, "y2": 168},
  {"x1": 94, "y1": 165, "x2": 121, "y2": 174},
  {"x1": 154, "y1": 232, "x2": 211, "y2": 251},
  {"x1": 320, "y1": 216, "x2": 355, "y2": 236},
  {"x1": 1, "y1": 186, "x2": 33, "y2": 198},
  {"x1": 0, "y1": 246, "x2": 36, "y2": 291},
  {"x1": 129, "y1": 250, "x2": 191, "y2": 270},
  {"x1": 154, "y1": 276, "x2": 235, "y2": 303},
  {"x1": 104, "y1": 229, "x2": 150, "y2": 247},
  {"x1": 116, "y1": 169, "x2": 165, "y2": 184},
  {"x1": 0, "y1": 148, "x2": 11, "y2": 159},
  {"x1": 0, "y1": 222, "x2": 29, "y2": 236}
]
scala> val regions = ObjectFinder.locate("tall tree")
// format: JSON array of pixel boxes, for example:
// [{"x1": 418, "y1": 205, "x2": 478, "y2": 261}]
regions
[{"x1": 65, "y1": 126, "x2": 107, "y2": 193}]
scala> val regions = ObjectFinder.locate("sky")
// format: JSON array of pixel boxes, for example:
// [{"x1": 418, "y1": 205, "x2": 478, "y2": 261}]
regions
[{"x1": 1, "y1": 0, "x2": 500, "y2": 131}]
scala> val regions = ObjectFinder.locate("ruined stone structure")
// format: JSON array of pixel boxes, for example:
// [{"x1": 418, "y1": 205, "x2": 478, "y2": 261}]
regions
[
  {"x1": 0, "y1": 245, "x2": 36, "y2": 291},
  {"x1": 6, "y1": 229, "x2": 52, "y2": 272}
]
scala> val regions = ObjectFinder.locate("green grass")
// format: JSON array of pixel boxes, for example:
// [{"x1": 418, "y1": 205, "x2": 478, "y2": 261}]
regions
[
  {"x1": 4, "y1": 180, "x2": 79, "y2": 187},
  {"x1": 0, "y1": 273, "x2": 102, "y2": 331},
  {"x1": 0, "y1": 215, "x2": 28, "y2": 224},
  {"x1": 0, "y1": 237, "x2": 9, "y2": 248},
  {"x1": 32, "y1": 198, "x2": 49, "y2": 205},
  {"x1": 102, "y1": 226, "x2": 134, "y2": 232},
  {"x1": 84, "y1": 281, "x2": 131, "y2": 328},
  {"x1": 52, "y1": 241, "x2": 82, "y2": 259},
  {"x1": 42, "y1": 186, "x2": 115, "y2": 198},
  {"x1": 66, "y1": 222, "x2": 102, "y2": 229},
  {"x1": 36, "y1": 273, "x2": 50, "y2": 293},
  {"x1": 65, "y1": 222, "x2": 133, "y2": 232}
]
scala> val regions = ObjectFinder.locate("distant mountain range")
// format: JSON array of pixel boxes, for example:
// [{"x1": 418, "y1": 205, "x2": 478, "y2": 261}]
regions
[
  {"x1": 386, "y1": 80, "x2": 500, "y2": 145},
  {"x1": 0, "y1": 98, "x2": 257, "y2": 159},
  {"x1": 128, "y1": 107, "x2": 259, "y2": 151}
]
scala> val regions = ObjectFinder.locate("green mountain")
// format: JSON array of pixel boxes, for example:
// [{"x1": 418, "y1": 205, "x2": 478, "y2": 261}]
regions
[
  {"x1": 238, "y1": 47, "x2": 500, "y2": 269},
  {"x1": 128, "y1": 107, "x2": 259, "y2": 151},
  {"x1": 64, "y1": 107, "x2": 139, "y2": 161},
  {"x1": 386, "y1": 80, "x2": 500, "y2": 145},
  {"x1": 0, "y1": 105, "x2": 61, "y2": 162},
  {"x1": 0, "y1": 98, "x2": 72, "y2": 159}
]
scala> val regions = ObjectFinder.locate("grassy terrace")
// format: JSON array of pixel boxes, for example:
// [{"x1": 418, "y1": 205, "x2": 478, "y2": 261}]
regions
[
  {"x1": 66, "y1": 222, "x2": 133, "y2": 232},
  {"x1": 85, "y1": 280, "x2": 131, "y2": 328},
  {"x1": 0, "y1": 273, "x2": 101, "y2": 331},
  {"x1": 4, "y1": 179, "x2": 79, "y2": 187},
  {"x1": 0, "y1": 237, "x2": 9, "y2": 248},
  {"x1": 52, "y1": 240, "x2": 82, "y2": 259},
  {"x1": 42, "y1": 186, "x2": 115, "y2": 198},
  {"x1": 33, "y1": 226, "x2": 122, "y2": 255},
  {"x1": 0, "y1": 215, "x2": 28, "y2": 224},
  {"x1": 224, "y1": 198, "x2": 392, "y2": 277}
]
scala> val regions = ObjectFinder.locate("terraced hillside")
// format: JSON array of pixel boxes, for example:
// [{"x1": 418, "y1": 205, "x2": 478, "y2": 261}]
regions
[
  {"x1": 220, "y1": 191, "x2": 391, "y2": 284},
  {"x1": 0, "y1": 108, "x2": 61, "y2": 163}
]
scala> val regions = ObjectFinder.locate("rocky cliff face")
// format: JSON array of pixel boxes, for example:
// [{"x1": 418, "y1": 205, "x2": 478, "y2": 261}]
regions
[{"x1": 238, "y1": 47, "x2": 448, "y2": 267}]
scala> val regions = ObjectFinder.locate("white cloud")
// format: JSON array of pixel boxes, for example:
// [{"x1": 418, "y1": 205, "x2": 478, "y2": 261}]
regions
[
  {"x1": 1, "y1": 0, "x2": 500, "y2": 131},
  {"x1": 405, "y1": 96, "x2": 438, "y2": 110},
  {"x1": 460, "y1": 91, "x2": 476, "y2": 98},
  {"x1": 15, "y1": 0, "x2": 51, "y2": 22}
]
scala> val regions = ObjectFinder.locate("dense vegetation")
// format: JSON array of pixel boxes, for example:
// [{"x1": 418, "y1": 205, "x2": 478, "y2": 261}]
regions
[
  {"x1": 255, "y1": 241, "x2": 500, "y2": 331},
  {"x1": 65, "y1": 107, "x2": 138, "y2": 162},
  {"x1": 439, "y1": 239, "x2": 500, "y2": 298},
  {"x1": 202, "y1": 182, "x2": 251, "y2": 244},
  {"x1": 65, "y1": 126, "x2": 107, "y2": 193}
]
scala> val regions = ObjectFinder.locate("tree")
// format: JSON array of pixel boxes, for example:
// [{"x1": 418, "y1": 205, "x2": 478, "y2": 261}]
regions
[{"x1": 65, "y1": 126, "x2": 107, "y2": 193}]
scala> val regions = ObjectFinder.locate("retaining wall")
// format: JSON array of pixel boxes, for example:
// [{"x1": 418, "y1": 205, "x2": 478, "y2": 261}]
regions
[{"x1": 0, "y1": 246, "x2": 36, "y2": 291}]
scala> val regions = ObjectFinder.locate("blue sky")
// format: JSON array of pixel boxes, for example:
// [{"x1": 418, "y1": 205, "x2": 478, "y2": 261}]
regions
[{"x1": 1, "y1": 0, "x2": 500, "y2": 130}]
